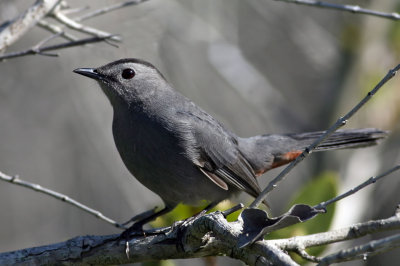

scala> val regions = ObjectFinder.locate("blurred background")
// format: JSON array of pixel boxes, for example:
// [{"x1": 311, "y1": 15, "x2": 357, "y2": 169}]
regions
[{"x1": 0, "y1": 0, "x2": 399, "y2": 265}]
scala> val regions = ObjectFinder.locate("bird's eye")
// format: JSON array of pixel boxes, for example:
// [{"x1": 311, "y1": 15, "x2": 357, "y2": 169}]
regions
[{"x1": 121, "y1": 68, "x2": 135, "y2": 79}]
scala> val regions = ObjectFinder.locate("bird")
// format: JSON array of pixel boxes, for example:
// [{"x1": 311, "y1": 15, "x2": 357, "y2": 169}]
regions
[{"x1": 73, "y1": 58, "x2": 387, "y2": 236}]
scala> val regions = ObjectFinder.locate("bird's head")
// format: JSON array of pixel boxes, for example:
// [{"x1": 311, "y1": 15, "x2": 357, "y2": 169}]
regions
[{"x1": 74, "y1": 58, "x2": 168, "y2": 106}]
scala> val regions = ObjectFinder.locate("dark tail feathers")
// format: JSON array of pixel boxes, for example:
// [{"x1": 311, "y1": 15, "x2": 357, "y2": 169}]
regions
[
  {"x1": 238, "y1": 128, "x2": 388, "y2": 175},
  {"x1": 287, "y1": 128, "x2": 388, "y2": 151}
]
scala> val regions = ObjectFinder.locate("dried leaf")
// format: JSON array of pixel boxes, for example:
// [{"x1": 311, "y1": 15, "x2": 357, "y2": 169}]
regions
[{"x1": 238, "y1": 204, "x2": 324, "y2": 248}]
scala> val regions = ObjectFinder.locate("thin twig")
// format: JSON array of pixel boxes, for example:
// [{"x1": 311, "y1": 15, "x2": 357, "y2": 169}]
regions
[
  {"x1": 0, "y1": 0, "x2": 151, "y2": 59},
  {"x1": 60, "y1": 6, "x2": 89, "y2": 15},
  {"x1": 51, "y1": 11, "x2": 121, "y2": 41},
  {"x1": 252, "y1": 242, "x2": 299, "y2": 266},
  {"x1": 0, "y1": 35, "x2": 117, "y2": 61},
  {"x1": 315, "y1": 165, "x2": 400, "y2": 210},
  {"x1": 295, "y1": 247, "x2": 321, "y2": 262},
  {"x1": 75, "y1": 0, "x2": 149, "y2": 22},
  {"x1": 274, "y1": 0, "x2": 400, "y2": 20},
  {"x1": 0, "y1": 170, "x2": 119, "y2": 228},
  {"x1": 318, "y1": 233, "x2": 400, "y2": 265},
  {"x1": 37, "y1": 20, "x2": 77, "y2": 41},
  {"x1": 30, "y1": 32, "x2": 62, "y2": 57},
  {"x1": 250, "y1": 63, "x2": 400, "y2": 208}
]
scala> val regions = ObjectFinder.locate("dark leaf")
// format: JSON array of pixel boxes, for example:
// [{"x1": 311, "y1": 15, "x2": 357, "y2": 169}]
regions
[{"x1": 238, "y1": 204, "x2": 324, "y2": 248}]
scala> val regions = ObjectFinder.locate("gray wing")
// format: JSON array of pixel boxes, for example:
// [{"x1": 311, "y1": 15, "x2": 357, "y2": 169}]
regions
[{"x1": 175, "y1": 107, "x2": 262, "y2": 199}]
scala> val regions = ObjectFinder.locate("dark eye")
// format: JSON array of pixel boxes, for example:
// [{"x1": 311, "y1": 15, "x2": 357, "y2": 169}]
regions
[{"x1": 121, "y1": 68, "x2": 135, "y2": 79}]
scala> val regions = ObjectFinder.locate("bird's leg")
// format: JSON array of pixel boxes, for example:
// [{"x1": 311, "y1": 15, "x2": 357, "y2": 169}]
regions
[
  {"x1": 119, "y1": 206, "x2": 173, "y2": 239},
  {"x1": 181, "y1": 202, "x2": 218, "y2": 226},
  {"x1": 118, "y1": 207, "x2": 159, "y2": 228},
  {"x1": 221, "y1": 203, "x2": 244, "y2": 217},
  {"x1": 173, "y1": 202, "x2": 219, "y2": 251}
]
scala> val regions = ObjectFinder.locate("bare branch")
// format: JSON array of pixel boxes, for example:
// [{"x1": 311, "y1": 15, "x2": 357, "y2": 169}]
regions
[
  {"x1": 0, "y1": 35, "x2": 117, "y2": 61},
  {"x1": 0, "y1": 170, "x2": 119, "y2": 228},
  {"x1": 0, "y1": 0, "x2": 152, "y2": 59},
  {"x1": 251, "y1": 242, "x2": 299, "y2": 266},
  {"x1": 30, "y1": 32, "x2": 62, "y2": 57},
  {"x1": 75, "y1": 0, "x2": 150, "y2": 22},
  {"x1": 274, "y1": 0, "x2": 400, "y2": 20},
  {"x1": 315, "y1": 165, "x2": 400, "y2": 210},
  {"x1": 0, "y1": 212, "x2": 298, "y2": 265},
  {"x1": 60, "y1": 6, "x2": 90, "y2": 15},
  {"x1": 269, "y1": 214, "x2": 400, "y2": 250},
  {"x1": 1, "y1": 200, "x2": 399, "y2": 265},
  {"x1": 37, "y1": 20, "x2": 77, "y2": 41},
  {"x1": 1, "y1": 208, "x2": 398, "y2": 264},
  {"x1": 51, "y1": 10, "x2": 121, "y2": 41},
  {"x1": 295, "y1": 248, "x2": 321, "y2": 262},
  {"x1": 318, "y1": 234, "x2": 400, "y2": 265},
  {"x1": 250, "y1": 63, "x2": 400, "y2": 208},
  {"x1": 0, "y1": 0, "x2": 62, "y2": 52}
]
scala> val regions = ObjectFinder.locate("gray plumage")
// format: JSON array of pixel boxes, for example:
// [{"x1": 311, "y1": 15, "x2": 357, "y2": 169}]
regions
[{"x1": 73, "y1": 58, "x2": 387, "y2": 230}]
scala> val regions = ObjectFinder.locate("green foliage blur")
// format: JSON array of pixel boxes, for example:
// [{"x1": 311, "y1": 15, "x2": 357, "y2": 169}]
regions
[
  {"x1": 388, "y1": 3, "x2": 400, "y2": 59},
  {"x1": 150, "y1": 200, "x2": 240, "y2": 229},
  {"x1": 267, "y1": 171, "x2": 339, "y2": 264}
]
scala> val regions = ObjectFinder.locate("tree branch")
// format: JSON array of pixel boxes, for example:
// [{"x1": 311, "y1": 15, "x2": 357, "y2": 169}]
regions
[
  {"x1": 0, "y1": 170, "x2": 120, "y2": 228},
  {"x1": 0, "y1": 0, "x2": 62, "y2": 52},
  {"x1": 74, "y1": 0, "x2": 149, "y2": 22},
  {"x1": 0, "y1": 212, "x2": 298, "y2": 265},
  {"x1": 51, "y1": 10, "x2": 120, "y2": 41},
  {"x1": 0, "y1": 35, "x2": 117, "y2": 61},
  {"x1": 2, "y1": 207, "x2": 400, "y2": 265},
  {"x1": 269, "y1": 213, "x2": 400, "y2": 250},
  {"x1": 250, "y1": 63, "x2": 400, "y2": 208},
  {"x1": 315, "y1": 165, "x2": 400, "y2": 210},
  {"x1": 318, "y1": 233, "x2": 400, "y2": 265},
  {"x1": 294, "y1": 248, "x2": 321, "y2": 262},
  {"x1": 37, "y1": 19, "x2": 77, "y2": 41},
  {"x1": 0, "y1": 0, "x2": 150, "y2": 58},
  {"x1": 274, "y1": 0, "x2": 400, "y2": 20}
]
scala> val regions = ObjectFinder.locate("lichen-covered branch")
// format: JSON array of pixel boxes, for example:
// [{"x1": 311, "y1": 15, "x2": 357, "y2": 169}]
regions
[
  {"x1": 0, "y1": 212, "x2": 298, "y2": 265},
  {"x1": 2, "y1": 209, "x2": 400, "y2": 265}
]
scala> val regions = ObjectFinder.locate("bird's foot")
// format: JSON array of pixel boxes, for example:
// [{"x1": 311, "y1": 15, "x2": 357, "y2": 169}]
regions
[{"x1": 118, "y1": 222, "x2": 146, "y2": 241}]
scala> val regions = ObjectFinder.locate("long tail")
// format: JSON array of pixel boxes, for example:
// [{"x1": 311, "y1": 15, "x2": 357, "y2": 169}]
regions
[
  {"x1": 238, "y1": 128, "x2": 388, "y2": 175},
  {"x1": 287, "y1": 128, "x2": 388, "y2": 151}
]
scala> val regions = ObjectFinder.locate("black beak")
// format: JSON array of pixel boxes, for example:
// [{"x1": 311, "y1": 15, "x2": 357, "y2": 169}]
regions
[{"x1": 73, "y1": 68, "x2": 103, "y2": 80}]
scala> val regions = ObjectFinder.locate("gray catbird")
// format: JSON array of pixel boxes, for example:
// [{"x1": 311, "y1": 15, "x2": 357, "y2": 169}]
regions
[{"x1": 73, "y1": 58, "x2": 387, "y2": 235}]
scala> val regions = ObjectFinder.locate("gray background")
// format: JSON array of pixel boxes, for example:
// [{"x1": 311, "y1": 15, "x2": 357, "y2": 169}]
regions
[{"x1": 1, "y1": 0, "x2": 399, "y2": 265}]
